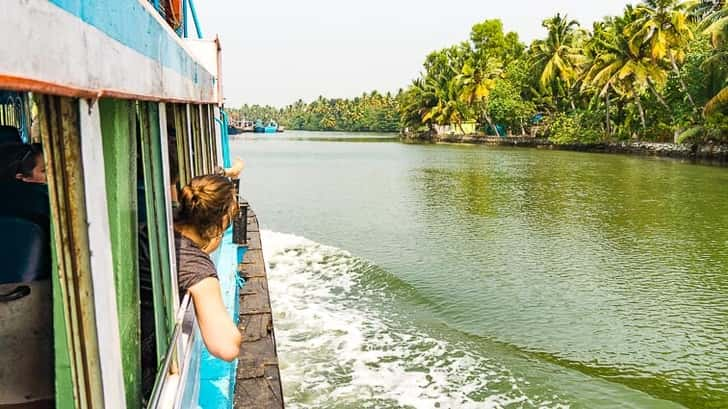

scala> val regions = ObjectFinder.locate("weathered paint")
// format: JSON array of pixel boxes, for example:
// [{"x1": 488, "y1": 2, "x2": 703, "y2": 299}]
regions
[
  {"x1": 79, "y1": 99, "x2": 128, "y2": 408},
  {"x1": 184, "y1": 38, "x2": 222, "y2": 104},
  {"x1": 99, "y1": 98, "x2": 142, "y2": 407},
  {"x1": 36, "y1": 95, "x2": 104, "y2": 408},
  {"x1": 0, "y1": 1, "x2": 215, "y2": 103},
  {"x1": 48, "y1": 0, "x2": 212, "y2": 82}
]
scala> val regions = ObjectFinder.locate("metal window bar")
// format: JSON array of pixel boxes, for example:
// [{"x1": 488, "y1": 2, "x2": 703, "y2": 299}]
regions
[{"x1": 146, "y1": 295, "x2": 201, "y2": 409}]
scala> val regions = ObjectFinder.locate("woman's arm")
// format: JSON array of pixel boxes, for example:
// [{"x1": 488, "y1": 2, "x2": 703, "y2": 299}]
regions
[{"x1": 188, "y1": 277, "x2": 242, "y2": 361}]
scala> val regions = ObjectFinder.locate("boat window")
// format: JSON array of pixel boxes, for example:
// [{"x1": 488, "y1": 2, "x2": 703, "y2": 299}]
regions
[
  {"x1": 205, "y1": 104, "x2": 220, "y2": 170},
  {"x1": 200, "y1": 104, "x2": 215, "y2": 172},
  {"x1": 0, "y1": 90, "x2": 54, "y2": 408},
  {"x1": 189, "y1": 104, "x2": 204, "y2": 177},
  {"x1": 0, "y1": 90, "x2": 31, "y2": 142},
  {"x1": 136, "y1": 101, "x2": 180, "y2": 400},
  {"x1": 168, "y1": 103, "x2": 192, "y2": 187},
  {"x1": 184, "y1": 103, "x2": 220, "y2": 177}
]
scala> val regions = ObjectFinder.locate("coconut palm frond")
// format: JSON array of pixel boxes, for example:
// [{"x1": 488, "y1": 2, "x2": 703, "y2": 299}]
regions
[
  {"x1": 704, "y1": 86, "x2": 728, "y2": 114},
  {"x1": 677, "y1": 125, "x2": 705, "y2": 143}
]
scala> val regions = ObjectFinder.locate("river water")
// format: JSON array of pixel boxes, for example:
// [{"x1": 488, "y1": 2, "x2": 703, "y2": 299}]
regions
[{"x1": 232, "y1": 131, "x2": 728, "y2": 409}]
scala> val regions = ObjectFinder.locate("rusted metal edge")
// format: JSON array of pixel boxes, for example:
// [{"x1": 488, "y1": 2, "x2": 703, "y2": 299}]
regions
[{"x1": 0, "y1": 74, "x2": 217, "y2": 104}]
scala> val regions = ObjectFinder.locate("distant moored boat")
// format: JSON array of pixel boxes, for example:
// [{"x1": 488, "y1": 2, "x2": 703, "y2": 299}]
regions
[
  {"x1": 264, "y1": 121, "x2": 278, "y2": 133},
  {"x1": 253, "y1": 120, "x2": 266, "y2": 133}
]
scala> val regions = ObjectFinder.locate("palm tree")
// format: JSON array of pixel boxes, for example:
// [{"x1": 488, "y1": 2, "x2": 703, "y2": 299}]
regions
[
  {"x1": 400, "y1": 78, "x2": 438, "y2": 131},
  {"x1": 584, "y1": 10, "x2": 667, "y2": 132},
  {"x1": 628, "y1": 0, "x2": 696, "y2": 107},
  {"x1": 699, "y1": 1, "x2": 728, "y2": 114},
  {"x1": 423, "y1": 76, "x2": 471, "y2": 133},
  {"x1": 456, "y1": 58, "x2": 504, "y2": 135},
  {"x1": 686, "y1": 0, "x2": 725, "y2": 22},
  {"x1": 530, "y1": 13, "x2": 587, "y2": 110},
  {"x1": 583, "y1": 19, "x2": 623, "y2": 135}
]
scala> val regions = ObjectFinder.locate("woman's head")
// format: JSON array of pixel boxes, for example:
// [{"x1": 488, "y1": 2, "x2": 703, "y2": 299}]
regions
[
  {"x1": 0, "y1": 142, "x2": 45, "y2": 183},
  {"x1": 176, "y1": 175, "x2": 238, "y2": 244}
]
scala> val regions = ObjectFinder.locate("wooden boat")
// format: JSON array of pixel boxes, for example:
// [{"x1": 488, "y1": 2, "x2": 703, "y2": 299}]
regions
[
  {"x1": 0, "y1": 1, "x2": 283, "y2": 408},
  {"x1": 264, "y1": 121, "x2": 278, "y2": 133},
  {"x1": 241, "y1": 120, "x2": 255, "y2": 133},
  {"x1": 253, "y1": 120, "x2": 266, "y2": 133}
]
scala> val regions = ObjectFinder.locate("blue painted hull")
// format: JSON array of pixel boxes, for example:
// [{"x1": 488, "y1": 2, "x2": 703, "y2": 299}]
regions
[
  {"x1": 264, "y1": 126, "x2": 277, "y2": 133},
  {"x1": 200, "y1": 229, "x2": 247, "y2": 409}
]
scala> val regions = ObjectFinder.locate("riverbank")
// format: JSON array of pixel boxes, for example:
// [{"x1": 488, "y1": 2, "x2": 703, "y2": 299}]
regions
[{"x1": 401, "y1": 132, "x2": 728, "y2": 164}]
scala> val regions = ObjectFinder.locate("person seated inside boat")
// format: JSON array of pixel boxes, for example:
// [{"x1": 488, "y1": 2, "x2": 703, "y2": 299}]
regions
[
  {"x1": 0, "y1": 141, "x2": 46, "y2": 183},
  {"x1": 0, "y1": 139, "x2": 53, "y2": 407},
  {"x1": 0, "y1": 124, "x2": 22, "y2": 144},
  {"x1": 0, "y1": 141, "x2": 49, "y2": 237},
  {"x1": 140, "y1": 175, "x2": 243, "y2": 398}
]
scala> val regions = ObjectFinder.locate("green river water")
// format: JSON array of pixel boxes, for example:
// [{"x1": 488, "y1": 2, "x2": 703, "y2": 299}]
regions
[{"x1": 232, "y1": 131, "x2": 728, "y2": 409}]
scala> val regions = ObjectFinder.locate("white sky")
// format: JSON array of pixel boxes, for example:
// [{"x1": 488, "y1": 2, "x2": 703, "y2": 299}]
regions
[{"x1": 195, "y1": 0, "x2": 635, "y2": 107}]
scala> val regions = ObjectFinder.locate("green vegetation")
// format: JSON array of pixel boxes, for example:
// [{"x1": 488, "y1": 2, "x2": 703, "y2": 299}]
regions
[
  {"x1": 400, "y1": 0, "x2": 728, "y2": 144},
  {"x1": 229, "y1": 92, "x2": 401, "y2": 133}
]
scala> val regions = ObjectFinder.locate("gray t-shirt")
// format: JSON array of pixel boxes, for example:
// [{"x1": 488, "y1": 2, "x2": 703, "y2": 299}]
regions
[
  {"x1": 140, "y1": 230, "x2": 218, "y2": 400},
  {"x1": 175, "y1": 232, "x2": 218, "y2": 296}
]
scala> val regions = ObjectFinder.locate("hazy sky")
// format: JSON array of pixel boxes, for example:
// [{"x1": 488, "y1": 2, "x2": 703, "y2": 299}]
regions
[{"x1": 195, "y1": 0, "x2": 635, "y2": 107}]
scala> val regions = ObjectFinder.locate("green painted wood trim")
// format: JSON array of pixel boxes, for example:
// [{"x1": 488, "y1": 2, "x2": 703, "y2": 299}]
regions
[
  {"x1": 138, "y1": 102, "x2": 176, "y2": 363},
  {"x1": 51, "y1": 222, "x2": 75, "y2": 409},
  {"x1": 99, "y1": 99, "x2": 141, "y2": 407}
]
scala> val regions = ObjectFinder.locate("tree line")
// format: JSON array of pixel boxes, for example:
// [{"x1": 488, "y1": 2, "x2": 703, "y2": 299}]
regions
[
  {"x1": 230, "y1": 1, "x2": 727, "y2": 143},
  {"x1": 229, "y1": 92, "x2": 401, "y2": 133},
  {"x1": 400, "y1": 0, "x2": 728, "y2": 143}
]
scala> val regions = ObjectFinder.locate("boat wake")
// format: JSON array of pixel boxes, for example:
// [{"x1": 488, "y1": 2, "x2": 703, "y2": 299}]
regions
[{"x1": 261, "y1": 230, "x2": 569, "y2": 409}]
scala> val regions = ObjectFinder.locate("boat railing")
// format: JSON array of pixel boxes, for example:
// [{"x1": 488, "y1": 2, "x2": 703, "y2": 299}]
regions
[
  {"x1": 147, "y1": 0, "x2": 204, "y2": 39},
  {"x1": 146, "y1": 294, "x2": 202, "y2": 409}
]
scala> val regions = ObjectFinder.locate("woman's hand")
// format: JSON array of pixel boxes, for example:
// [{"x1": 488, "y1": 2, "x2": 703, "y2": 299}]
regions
[{"x1": 225, "y1": 158, "x2": 245, "y2": 179}]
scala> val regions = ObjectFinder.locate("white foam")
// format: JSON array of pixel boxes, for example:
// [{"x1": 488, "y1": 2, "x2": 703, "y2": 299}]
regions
[{"x1": 262, "y1": 230, "x2": 569, "y2": 409}]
